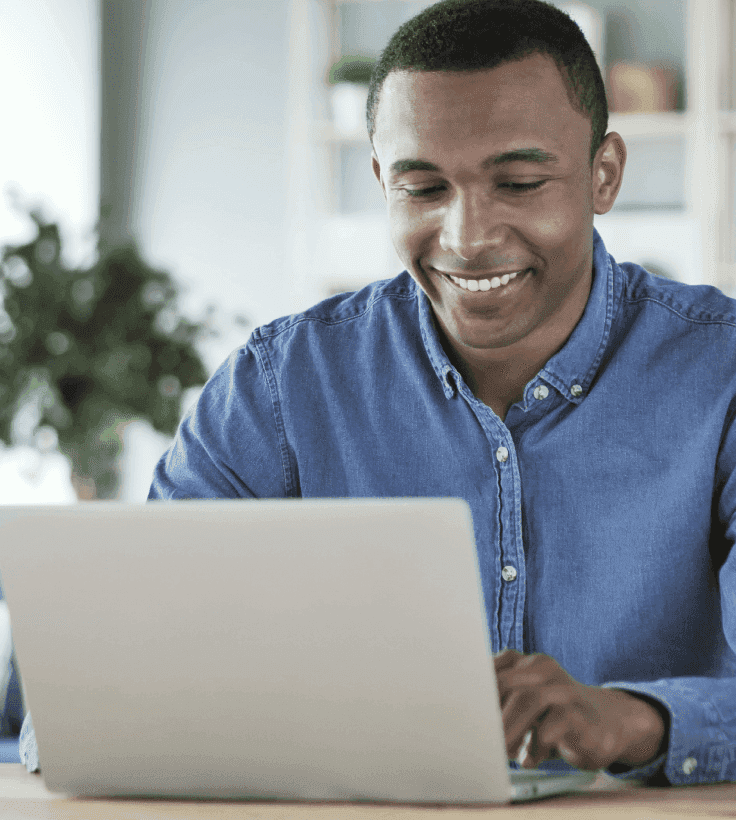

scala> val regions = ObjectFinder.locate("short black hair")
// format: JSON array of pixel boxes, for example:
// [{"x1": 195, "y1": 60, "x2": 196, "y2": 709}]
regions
[{"x1": 367, "y1": 0, "x2": 608, "y2": 165}]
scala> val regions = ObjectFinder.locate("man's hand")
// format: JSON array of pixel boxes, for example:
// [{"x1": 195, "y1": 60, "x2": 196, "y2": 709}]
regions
[{"x1": 494, "y1": 649, "x2": 667, "y2": 771}]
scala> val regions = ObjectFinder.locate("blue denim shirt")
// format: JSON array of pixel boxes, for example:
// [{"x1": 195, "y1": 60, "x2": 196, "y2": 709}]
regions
[{"x1": 21, "y1": 228, "x2": 736, "y2": 782}]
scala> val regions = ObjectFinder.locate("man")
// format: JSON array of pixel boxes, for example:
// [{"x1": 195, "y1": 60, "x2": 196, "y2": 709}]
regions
[{"x1": 21, "y1": 0, "x2": 735, "y2": 785}]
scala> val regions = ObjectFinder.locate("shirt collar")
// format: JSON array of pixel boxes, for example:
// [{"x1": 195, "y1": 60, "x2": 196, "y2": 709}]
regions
[
  {"x1": 417, "y1": 227, "x2": 618, "y2": 404},
  {"x1": 417, "y1": 276, "x2": 459, "y2": 399}
]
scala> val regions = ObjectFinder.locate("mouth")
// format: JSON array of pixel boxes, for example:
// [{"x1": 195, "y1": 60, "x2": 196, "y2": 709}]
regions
[{"x1": 437, "y1": 267, "x2": 533, "y2": 295}]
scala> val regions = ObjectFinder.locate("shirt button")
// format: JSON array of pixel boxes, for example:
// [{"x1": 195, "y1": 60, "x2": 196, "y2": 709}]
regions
[
  {"x1": 571, "y1": 384, "x2": 583, "y2": 398},
  {"x1": 682, "y1": 757, "x2": 697, "y2": 775},
  {"x1": 533, "y1": 385, "x2": 549, "y2": 400},
  {"x1": 502, "y1": 566, "x2": 517, "y2": 582},
  {"x1": 496, "y1": 446, "x2": 509, "y2": 463}
]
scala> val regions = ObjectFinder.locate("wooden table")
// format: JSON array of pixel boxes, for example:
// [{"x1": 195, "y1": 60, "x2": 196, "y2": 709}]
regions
[{"x1": 0, "y1": 766, "x2": 733, "y2": 819}]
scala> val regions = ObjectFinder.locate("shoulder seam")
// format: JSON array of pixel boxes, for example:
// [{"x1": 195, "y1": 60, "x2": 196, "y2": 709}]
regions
[
  {"x1": 625, "y1": 295, "x2": 736, "y2": 329},
  {"x1": 257, "y1": 288, "x2": 416, "y2": 339}
]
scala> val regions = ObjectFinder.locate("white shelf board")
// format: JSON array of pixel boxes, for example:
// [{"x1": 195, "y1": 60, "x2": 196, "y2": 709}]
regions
[{"x1": 608, "y1": 111, "x2": 688, "y2": 138}]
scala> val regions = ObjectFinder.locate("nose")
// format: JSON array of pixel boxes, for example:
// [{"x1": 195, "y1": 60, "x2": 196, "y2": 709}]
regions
[{"x1": 439, "y1": 190, "x2": 506, "y2": 261}]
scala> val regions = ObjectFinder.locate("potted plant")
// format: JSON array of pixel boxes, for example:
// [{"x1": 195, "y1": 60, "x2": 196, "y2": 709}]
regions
[
  {"x1": 327, "y1": 55, "x2": 375, "y2": 136},
  {"x1": 0, "y1": 203, "x2": 212, "y2": 499}
]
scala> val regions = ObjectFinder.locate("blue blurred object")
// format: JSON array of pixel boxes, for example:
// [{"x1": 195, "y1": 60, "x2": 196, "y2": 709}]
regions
[{"x1": 0, "y1": 738, "x2": 20, "y2": 764}]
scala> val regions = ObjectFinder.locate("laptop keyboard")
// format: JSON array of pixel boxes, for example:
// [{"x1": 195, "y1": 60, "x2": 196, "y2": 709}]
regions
[{"x1": 508, "y1": 767, "x2": 553, "y2": 779}]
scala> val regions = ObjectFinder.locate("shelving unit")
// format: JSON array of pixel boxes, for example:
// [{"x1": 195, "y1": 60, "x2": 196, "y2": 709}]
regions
[{"x1": 285, "y1": 0, "x2": 736, "y2": 311}]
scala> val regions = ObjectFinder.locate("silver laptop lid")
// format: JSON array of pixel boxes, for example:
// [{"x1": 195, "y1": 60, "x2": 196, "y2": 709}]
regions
[{"x1": 0, "y1": 498, "x2": 512, "y2": 803}]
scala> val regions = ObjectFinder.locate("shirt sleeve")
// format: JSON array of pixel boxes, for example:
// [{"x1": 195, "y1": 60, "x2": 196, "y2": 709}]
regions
[
  {"x1": 599, "y1": 672, "x2": 736, "y2": 784},
  {"x1": 599, "y1": 405, "x2": 736, "y2": 786},
  {"x1": 148, "y1": 338, "x2": 291, "y2": 500}
]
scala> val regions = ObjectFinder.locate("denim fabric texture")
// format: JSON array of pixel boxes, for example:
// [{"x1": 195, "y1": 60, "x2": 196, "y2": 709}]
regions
[
  {"x1": 23, "y1": 228, "x2": 729, "y2": 785},
  {"x1": 146, "y1": 228, "x2": 736, "y2": 785}
]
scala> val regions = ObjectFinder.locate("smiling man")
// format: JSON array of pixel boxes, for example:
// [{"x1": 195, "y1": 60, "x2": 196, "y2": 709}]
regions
[
  {"x1": 21, "y1": 0, "x2": 734, "y2": 787},
  {"x1": 369, "y1": 52, "x2": 624, "y2": 420},
  {"x1": 148, "y1": 0, "x2": 735, "y2": 787}
]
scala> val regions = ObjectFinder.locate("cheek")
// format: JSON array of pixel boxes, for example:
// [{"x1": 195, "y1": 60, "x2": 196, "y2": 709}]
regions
[
  {"x1": 387, "y1": 204, "x2": 431, "y2": 258},
  {"x1": 521, "y1": 185, "x2": 591, "y2": 253}
]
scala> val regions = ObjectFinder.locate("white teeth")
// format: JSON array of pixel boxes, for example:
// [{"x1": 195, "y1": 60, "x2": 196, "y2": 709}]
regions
[{"x1": 449, "y1": 270, "x2": 523, "y2": 292}]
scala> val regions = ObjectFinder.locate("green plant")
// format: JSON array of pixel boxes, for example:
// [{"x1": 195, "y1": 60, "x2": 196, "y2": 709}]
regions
[
  {"x1": 0, "y1": 205, "x2": 211, "y2": 499},
  {"x1": 328, "y1": 55, "x2": 375, "y2": 85}
]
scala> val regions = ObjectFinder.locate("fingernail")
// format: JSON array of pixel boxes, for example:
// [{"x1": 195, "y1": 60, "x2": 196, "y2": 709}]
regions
[
  {"x1": 559, "y1": 746, "x2": 574, "y2": 763},
  {"x1": 516, "y1": 730, "x2": 533, "y2": 767}
]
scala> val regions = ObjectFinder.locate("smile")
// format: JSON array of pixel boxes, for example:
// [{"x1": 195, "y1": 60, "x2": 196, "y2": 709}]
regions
[{"x1": 441, "y1": 268, "x2": 531, "y2": 293}]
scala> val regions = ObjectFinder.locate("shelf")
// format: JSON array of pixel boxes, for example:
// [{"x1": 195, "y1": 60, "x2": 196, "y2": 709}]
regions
[
  {"x1": 608, "y1": 112, "x2": 687, "y2": 137},
  {"x1": 292, "y1": 0, "x2": 734, "y2": 294}
]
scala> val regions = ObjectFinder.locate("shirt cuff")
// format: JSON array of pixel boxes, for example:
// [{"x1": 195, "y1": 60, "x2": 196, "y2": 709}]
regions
[{"x1": 605, "y1": 751, "x2": 668, "y2": 783}]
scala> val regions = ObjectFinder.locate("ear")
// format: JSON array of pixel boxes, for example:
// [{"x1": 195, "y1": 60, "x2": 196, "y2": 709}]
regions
[
  {"x1": 592, "y1": 132, "x2": 627, "y2": 215},
  {"x1": 371, "y1": 151, "x2": 387, "y2": 202}
]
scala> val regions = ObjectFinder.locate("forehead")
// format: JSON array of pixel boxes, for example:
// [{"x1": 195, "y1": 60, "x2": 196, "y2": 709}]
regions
[{"x1": 373, "y1": 54, "x2": 590, "y2": 168}]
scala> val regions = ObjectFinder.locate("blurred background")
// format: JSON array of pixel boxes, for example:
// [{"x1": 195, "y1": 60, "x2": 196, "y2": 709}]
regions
[{"x1": 0, "y1": 0, "x2": 735, "y2": 507}]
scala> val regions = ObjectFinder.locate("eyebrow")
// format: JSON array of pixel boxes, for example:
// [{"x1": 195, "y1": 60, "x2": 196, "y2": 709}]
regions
[{"x1": 388, "y1": 148, "x2": 560, "y2": 176}]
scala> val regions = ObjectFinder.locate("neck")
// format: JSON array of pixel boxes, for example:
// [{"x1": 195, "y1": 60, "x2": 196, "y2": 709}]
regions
[{"x1": 437, "y1": 266, "x2": 593, "y2": 414}]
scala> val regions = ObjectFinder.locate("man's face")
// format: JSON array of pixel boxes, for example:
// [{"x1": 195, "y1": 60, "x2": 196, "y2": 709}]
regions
[{"x1": 371, "y1": 54, "x2": 623, "y2": 356}]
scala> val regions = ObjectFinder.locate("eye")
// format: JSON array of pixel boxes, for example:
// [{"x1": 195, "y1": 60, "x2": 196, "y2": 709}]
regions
[
  {"x1": 499, "y1": 180, "x2": 547, "y2": 192},
  {"x1": 401, "y1": 185, "x2": 446, "y2": 199}
]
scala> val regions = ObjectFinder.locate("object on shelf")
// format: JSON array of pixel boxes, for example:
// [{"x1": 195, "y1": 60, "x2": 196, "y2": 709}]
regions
[
  {"x1": 555, "y1": 2, "x2": 604, "y2": 70},
  {"x1": 328, "y1": 55, "x2": 375, "y2": 136},
  {"x1": 608, "y1": 61, "x2": 679, "y2": 112}
]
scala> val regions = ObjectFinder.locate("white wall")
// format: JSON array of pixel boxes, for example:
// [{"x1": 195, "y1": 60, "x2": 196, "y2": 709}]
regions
[
  {"x1": 0, "y1": 0, "x2": 99, "y2": 503},
  {"x1": 131, "y1": 0, "x2": 293, "y2": 371},
  {"x1": 0, "y1": 0, "x2": 99, "y2": 267}
]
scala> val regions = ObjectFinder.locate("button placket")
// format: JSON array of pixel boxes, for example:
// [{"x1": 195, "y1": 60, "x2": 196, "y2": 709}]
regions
[
  {"x1": 493, "y1": 435, "x2": 523, "y2": 647},
  {"x1": 502, "y1": 565, "x2": 517, "y2": 582}
]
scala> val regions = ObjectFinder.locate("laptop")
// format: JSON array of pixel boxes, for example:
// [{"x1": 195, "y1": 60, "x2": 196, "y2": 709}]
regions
[{"x1": 0, "y1": 498, "x2": 596, "y2": 803}]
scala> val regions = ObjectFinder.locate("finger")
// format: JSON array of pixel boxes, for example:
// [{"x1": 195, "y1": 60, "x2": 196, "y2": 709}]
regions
[
  {"x1": 503, "y1": 685, "x2": 573, "y2": 758},
  {"x1": 495, "y1": 653, "x2": 547, "y2": 704},
  {"x1": 559, "y1": 724, "x2": 618, "y2": 771},
  {"x1": 495, "y1": 654, "x2": 564, "y2": 705},
  {"x1": 493, "y1": 648, "x2": 524, "y2": 673},
  {"x1": 503, "y1": 691, "x2": 551, "y2": 759},
  {"x1": 530, "y1": 710, "x2": 573, "y2": 767},
  {"x1": 516, "y1": 729, "x2": 534, "y2": 767},
  {"x1": 538, "y1": 717, "x2": 608, "y2": 771},
  {"x1": 494, "y1": 650, "x2": 525, "y2": 703},
  {"x1": 517, "y1": 725, "x2": 563, "y2": 769},
  {"x1": 497, "y1": 667, "x2": 557, "y2": 702}
]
